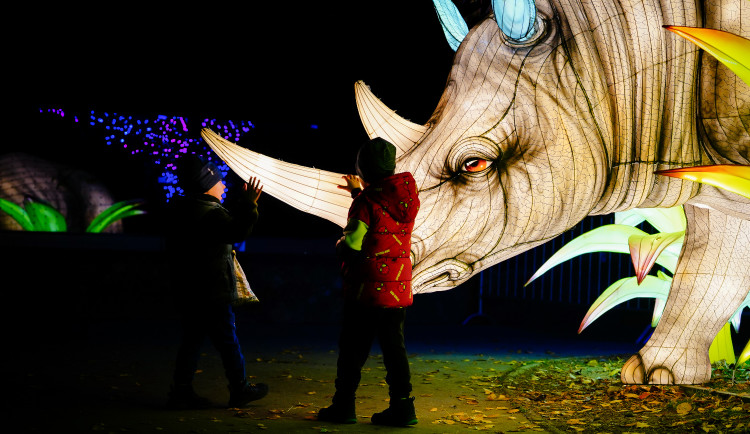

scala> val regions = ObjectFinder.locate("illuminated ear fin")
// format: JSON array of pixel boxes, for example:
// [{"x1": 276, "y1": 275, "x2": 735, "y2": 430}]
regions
[
  {"x1": 492, "y1": 0, "x2": 536, "y2": 41},
  {"x1": 664, "y1": 26, "x2": 750, "y2": 85},
  {"x1": 432, "y1": 0, "x2": 469, "y2": 51},
  {"x1": 201, "y1": 128, "x2": 351, "y2": 228},
  {"x1": 655, "y1": 164, "x2": 750, "y2": 200},
  {"x1": 354, "y1": 80, "x2": 427, "y2": 157}
]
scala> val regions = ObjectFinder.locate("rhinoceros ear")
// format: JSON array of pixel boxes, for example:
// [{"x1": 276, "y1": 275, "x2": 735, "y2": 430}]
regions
[
  {"x1": 432, "y1": 0, "x2": 469, "y2": 51},
  {"x1": 492, "y1": 0, "x2": 537, "y2": 41}
]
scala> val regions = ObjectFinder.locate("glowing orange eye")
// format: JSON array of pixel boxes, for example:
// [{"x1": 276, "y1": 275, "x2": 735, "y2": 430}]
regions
[{"x1": 462, "y1": 159, "x2": 488, "y2": 172}]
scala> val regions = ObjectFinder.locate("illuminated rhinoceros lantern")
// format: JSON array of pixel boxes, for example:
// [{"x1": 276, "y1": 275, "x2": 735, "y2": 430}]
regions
[{"x1": 202, "y1": 0, "x2": 749, "y2": 384}]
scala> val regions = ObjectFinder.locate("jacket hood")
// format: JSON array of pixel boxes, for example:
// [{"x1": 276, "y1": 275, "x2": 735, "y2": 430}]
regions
[{"x1": 362, "y1": 172, "x2": 419, "y2": 224}]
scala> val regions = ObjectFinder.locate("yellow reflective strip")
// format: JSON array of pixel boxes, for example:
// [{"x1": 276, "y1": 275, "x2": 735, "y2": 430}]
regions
[
  {"x1": 392, "y1": 234, "x2": 403, "y2": 245},
  {"x1": 395, "y1": 263, "x2": 405, "y2": 280},
  {"x1": 390, "y1": 291, "x2": 400, "y2": 302},
  {"x1": 375, "y1": 249, "x2": 391, "y2": 256}
]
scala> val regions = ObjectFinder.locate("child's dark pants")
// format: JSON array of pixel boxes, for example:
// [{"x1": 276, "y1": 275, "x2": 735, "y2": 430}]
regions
[
  {"x1": 334, "y1": 301, "x2": 412, "y2": 401},
  {"x1": 173, "y1": 301, "x2": 246, "y2": 387}
]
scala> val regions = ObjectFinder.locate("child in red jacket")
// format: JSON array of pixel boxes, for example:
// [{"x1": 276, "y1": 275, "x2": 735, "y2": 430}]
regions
[{"x1": 318, "y1": 138, "x2": 420, "y2": 426}]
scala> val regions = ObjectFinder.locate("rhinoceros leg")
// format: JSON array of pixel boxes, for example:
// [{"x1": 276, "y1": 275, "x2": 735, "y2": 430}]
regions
[{"x1": 621, "y1": 204, "x2": 750, "y2": 384}]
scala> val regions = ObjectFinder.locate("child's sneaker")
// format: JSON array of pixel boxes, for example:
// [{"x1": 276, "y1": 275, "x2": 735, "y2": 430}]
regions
[
  {"x1": 318, "y1": 401, "x2": 357, "y2": 424},
  {"x1": 371, "y1": 397, "x2": 417, "y2": 426},
  {"x1": 228, "y1": 380, "x2": 268, "y2": 408}
]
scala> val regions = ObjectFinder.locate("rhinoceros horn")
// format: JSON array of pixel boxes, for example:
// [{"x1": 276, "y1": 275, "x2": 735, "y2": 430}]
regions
[
  {"x1": 354, "y1": 80, "x2": 428, "y2": 157},
  {"x1": 200, "y1": 128, "x2": 352, "y2": 228}
]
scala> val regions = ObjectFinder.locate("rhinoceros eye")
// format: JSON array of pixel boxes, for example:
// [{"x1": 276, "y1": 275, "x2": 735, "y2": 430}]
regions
[{"x1": 462, "y1": 158, "x2": 488, "y2": 172}]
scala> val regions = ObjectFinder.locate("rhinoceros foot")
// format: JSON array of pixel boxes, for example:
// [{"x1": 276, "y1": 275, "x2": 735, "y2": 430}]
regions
[{"x1": 621, "y1": 346, "x2": 711, "y2": 385}]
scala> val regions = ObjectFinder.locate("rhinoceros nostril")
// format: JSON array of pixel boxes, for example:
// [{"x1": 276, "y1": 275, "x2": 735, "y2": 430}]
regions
[{"x1": 412, "y1": 258, "x2": 472, "y2": 293}]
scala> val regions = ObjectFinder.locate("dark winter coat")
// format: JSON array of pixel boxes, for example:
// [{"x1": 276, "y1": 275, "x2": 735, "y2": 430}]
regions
[
  {"x1": 337, "y1": 172, "x2": 420, "y2": 308},
  {"x1": 164, "y1": 193, "x2": 258, "y2": 304}
]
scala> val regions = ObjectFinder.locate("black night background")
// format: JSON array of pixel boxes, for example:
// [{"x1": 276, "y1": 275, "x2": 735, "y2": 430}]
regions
[{"x1": 5, "y1": 1, "x2": 748, "y2": 432}]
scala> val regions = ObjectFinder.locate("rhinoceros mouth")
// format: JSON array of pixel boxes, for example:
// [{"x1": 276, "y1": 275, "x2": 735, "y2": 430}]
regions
[{"x1": 412, "y1": 258, "x2": 473, "y2": 294}]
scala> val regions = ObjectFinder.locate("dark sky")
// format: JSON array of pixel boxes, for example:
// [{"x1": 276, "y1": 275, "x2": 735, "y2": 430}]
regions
[
  {"x1": 26, "y1": 2, "x2": 461, "y2": 126},
  {"x1": 16, "y1": 1, "x2": 491, "y2": 237}
]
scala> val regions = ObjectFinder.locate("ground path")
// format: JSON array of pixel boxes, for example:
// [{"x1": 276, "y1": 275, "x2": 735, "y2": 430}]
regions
[{"x1": 11, "y1": 317, "x2": 642, "y2": 433}]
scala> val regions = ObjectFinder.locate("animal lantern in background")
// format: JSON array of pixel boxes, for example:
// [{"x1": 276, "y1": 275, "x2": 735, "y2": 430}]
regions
[{"x1": 202, "y1": 0, "x2": 750, "y2": 385}]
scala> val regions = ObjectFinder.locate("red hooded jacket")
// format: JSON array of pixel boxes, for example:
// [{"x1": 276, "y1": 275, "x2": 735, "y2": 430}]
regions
[{"x1": 338, "y1": 172, "x2": 420, "y2": 307}]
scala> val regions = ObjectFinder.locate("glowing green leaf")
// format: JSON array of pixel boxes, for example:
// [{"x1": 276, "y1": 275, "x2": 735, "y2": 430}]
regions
[
  {"x1": 655, "y1": 164, "x2": 750, "y2": 200},
  {"x1": 652, "y1": 298, "x2": 667, "y2": 328},
  {"x1": 614, "y1": 206, "x2": 686, "y2": 233},
  {"x1": 628, "y1": 231, "x2": 684, "y2": 284},
  {"x1": 578, "y1": 275, "x2": 671, "y2": 333},
  {"x1": 526, "y1": 224, "x2": 678, "y2": 285},
  {"x1": 23, "y1": 197, "x2": 66, "y2": 232},
  {"x1": 86, "y1": 200, "x2": 145, "y2": 233},
  {"x1": 614, "y1": 209, "x2": 646, "y2": 228},
  {"x1": 708, "y1": 323, "x2": 736, "y2": 364},
  {"x1": 730, "y1": 292, "x2": 750, "y2": 333},
  {"x1": 0, "y1": 198, "x2": 34, "y2": 231},
  {"x1": 738, "y1": 340, "x2": 750, "y2": 366},
  {"x1": 664, "y1": 26, "x2": 750, "y2": 86}
]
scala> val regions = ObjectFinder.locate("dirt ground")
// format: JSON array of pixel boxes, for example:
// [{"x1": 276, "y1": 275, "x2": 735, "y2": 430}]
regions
[
  {"x1": 7, "y1": 315, "x2": 624, "y2": 434},
  {"x1": 497, "y1": 356, "x2": 750, "y2": 433},
  {"x1": 11, "y1": 316, "x2": 749, "y2": 434}
]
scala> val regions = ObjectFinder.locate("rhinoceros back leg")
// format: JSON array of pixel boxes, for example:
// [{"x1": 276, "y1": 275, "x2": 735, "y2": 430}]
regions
[{"x1": 621, "y1": 204, "x2": 750, "y2": 384}]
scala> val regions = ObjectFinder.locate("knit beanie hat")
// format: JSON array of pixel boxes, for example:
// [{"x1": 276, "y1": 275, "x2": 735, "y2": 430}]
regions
[
  {"x1": 176, "y1": 154, "x2": 223, "y2": 194},
  {"x1": 355, "y1": 138, "x2": 396, "y2": 183}
]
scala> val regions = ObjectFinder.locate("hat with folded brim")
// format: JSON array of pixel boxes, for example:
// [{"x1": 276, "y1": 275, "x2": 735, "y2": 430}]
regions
[{"x1": 177, "y1": 155, "x2": 223, "y2": 194}]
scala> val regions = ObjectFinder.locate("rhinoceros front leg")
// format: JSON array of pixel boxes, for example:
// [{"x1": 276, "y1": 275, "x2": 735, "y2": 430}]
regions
[{"x1": 621, "y1": 204, "x2": 750, "y2": 384}]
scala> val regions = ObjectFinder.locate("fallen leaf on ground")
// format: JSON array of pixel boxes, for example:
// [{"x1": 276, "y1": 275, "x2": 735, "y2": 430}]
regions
[{"x1": 677, "y1": 402, "x2": 692, "y2": 415}]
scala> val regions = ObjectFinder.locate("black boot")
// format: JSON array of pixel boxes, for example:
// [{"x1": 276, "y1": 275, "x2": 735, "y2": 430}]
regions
[
  {"x1": 371, "y1": 397, "x2": 417, "y2": 426},
  {"x1": 318, "y1": 395, "x2": 357, "y2": 424},
  {"x1": 167, "y1": 384, "x2": 212, "y2": 410},
  {"x1": 228, "y1": 379, "x2": 269, "y2": 408}
]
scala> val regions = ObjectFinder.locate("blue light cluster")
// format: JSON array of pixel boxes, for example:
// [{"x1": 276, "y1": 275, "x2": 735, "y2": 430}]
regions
[{"x1": 39, "y1": 107, "x2": 256, "y2": 202}]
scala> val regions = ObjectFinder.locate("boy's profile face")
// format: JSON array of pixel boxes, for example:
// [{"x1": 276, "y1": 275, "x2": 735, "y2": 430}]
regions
[{"x1": 206, "y1": 180, "x2": 227, "y2": 202}]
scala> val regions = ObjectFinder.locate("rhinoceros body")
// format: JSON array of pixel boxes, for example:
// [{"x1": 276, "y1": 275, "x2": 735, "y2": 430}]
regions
[{"x1": 203, "y1": 0, "x2": 749, "y2": 384}]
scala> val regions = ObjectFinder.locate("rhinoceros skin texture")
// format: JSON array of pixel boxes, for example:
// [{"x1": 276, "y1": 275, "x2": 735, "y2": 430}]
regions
[{"x1": 203, "y1": 0, "x2": 749, "y2": 384}]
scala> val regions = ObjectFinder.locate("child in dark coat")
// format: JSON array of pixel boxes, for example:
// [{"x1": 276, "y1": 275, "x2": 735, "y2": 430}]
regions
[
  {"x1": 163, "y1": 155, "x2": 268, "y2": 409},
  {"x1": 318, "y1": 137, "x2": 420, "y2": 426}
]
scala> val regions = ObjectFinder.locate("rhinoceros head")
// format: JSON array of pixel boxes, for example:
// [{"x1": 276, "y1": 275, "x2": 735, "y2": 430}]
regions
[
  {"x1": 359, "y1": 0, "x2": 612, "y2": 292},
  {"x1": 202, "y1": 0, "x2": 612, "y2": 294}
]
